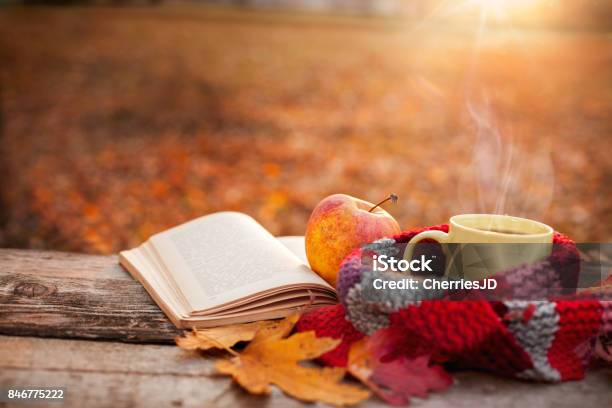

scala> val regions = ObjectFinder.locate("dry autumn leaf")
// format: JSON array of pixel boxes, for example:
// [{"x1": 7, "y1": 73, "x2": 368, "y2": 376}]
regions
[
  {"x1": 215, "y1": 313, "x2": 371, "y2": 406},
  {"x1": 175, "y1": 320, "x2": 282, "y2": 351},
  {"x1": 347, "y1": 340, "x2": 381, "y2": 390},
  {"x1": 348, "y1": 337, "x2": 452, "y2": 406},
  {"x1": 369, "y1": 356, "x2": 453, "y2": 405}
]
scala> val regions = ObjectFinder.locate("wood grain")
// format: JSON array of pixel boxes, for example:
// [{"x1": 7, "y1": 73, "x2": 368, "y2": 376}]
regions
[
  {"x1": 1, "y1": 335, "x2": 610, "y2": 408},
  {"x1": 1, "y1": 249, "x2": 610, "y2": 407},
  {"x1": 0, "y1": 249, "x2": 179, "y2": 343},
  {"x1": 1, "y1": 247, "x2": 607, "y2": 344}
]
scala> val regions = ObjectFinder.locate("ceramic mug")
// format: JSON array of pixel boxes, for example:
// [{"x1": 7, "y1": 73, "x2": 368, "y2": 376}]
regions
[{"x1": 403, "y1": 214, "x2": 554, "y2": 280}]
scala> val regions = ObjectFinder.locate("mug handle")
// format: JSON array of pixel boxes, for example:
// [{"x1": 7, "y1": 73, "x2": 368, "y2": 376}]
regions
[{"x1": 403, "y1": 230, "x2": 452, "y2": 276}]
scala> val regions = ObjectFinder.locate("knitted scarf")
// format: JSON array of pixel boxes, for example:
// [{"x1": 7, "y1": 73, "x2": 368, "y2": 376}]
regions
[{"x1": 297, "y1": 225, "x2": 612, "y2": 382}]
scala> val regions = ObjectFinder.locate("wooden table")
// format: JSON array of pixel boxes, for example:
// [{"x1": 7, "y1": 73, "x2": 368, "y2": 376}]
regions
[{"x1": 1, "y1": 249, "x2": 610, "y2": 407}]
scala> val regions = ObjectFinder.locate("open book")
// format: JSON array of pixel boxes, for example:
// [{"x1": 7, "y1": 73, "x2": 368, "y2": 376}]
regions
[{"x1": 119, "y1": 212, "x2": 337, "y2": 328}]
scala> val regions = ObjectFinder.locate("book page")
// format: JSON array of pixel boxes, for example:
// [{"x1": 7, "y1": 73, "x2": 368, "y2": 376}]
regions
[
  {"x1": 118, "y1": 248, "x2": 189, "y2": 326},
  {"x1": 277, "y1": 236, "x2": 308, "y2": 264},
  {"x1": 149, "y1": 212, "x2": 332, "y2": 311}
]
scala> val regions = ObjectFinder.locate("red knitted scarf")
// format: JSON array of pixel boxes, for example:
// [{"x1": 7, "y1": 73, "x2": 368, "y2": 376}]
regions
[{"x1": 297, "y1": 225, "x2": 612, "y2": 382}]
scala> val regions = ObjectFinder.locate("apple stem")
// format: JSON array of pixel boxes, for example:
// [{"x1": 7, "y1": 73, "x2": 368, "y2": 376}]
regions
[{"x1": 368, "y1": 194, "x2": 398, "y2": 213}]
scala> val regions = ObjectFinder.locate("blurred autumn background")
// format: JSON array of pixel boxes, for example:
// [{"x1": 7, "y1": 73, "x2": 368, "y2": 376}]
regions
[{"x1": 0, "y1": 0, "x2": 610, "y2": 254}]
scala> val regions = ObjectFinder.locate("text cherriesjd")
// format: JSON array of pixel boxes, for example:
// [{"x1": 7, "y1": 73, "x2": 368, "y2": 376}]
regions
[{"x1": 372, "y1": 277, "x2": 498, "y2": 290}]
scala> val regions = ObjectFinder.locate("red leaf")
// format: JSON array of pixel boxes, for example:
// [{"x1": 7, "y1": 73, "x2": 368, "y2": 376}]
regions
[
  {"x1": 369, "y1": 355, "x2": 453, "y2": 406},
  {"x1": 368, "y1": 324, "x2": 429, "y2": 363},
  {"x1": 348, "y1": 330, "x2": 453, "y2": 407}
]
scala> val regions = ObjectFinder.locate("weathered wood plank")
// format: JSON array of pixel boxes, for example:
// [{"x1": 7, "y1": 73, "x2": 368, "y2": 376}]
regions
[
  {"x1": 0, "y1": 249, "x2": 610, "y2": 407},
  {"x1": 1, "y1": 335, "x2": 610, "y2": 408},
  {"x1": 2, "y1": 247, "x2": 608, "y2": 344},
  {"x1": 0, "y1": 335, "x2": 349, "y2": 408},
  {"x1": 0, "y1": 249, "x2": 179, "y2": 343}
]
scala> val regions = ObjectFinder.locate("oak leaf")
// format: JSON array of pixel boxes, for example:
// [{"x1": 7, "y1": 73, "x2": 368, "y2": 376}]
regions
[
  {"x1": 175, "y1": 320, "x2": 282, "y2": 351},
  {"x1": 215, "y1": 314, "x2": 371, "y2": 406}
]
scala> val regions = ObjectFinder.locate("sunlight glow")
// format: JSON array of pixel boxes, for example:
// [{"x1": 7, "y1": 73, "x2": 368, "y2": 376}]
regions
[{"x1": 468, "y1": 0, "x2": 542, "y2": 20}]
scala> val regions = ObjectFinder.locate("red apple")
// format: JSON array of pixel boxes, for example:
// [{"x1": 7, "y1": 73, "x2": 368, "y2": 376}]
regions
[{"x1": 305, "y1": 194, "x2": 401, "y2": 286}]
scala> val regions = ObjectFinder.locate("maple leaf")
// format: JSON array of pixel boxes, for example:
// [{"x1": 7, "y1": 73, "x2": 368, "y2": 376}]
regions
[
  {"x1": 175, "y1": 320, "x2": 282, "y2": 351},
  {"x1": 215, "y1": 314, "x2": 371, "y2": 406},
  {"x1": 369, "y1": 356, "x2": 453, "y2": 405},
  {"x1": 367, "y1": 324, "x2": 429, "y2": 363},
  {"x1": 348, "y1": 337, "x2": 452, "y2": 406}
]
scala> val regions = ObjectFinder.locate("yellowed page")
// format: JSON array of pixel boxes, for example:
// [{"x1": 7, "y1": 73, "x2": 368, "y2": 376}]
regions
[
  {"x1": 149, "y1": 212, "x2": 332, "y2": 312},
  {"x1": 277, "y1": 236, "x2": 308, "y2": 264},
  {"x1": 119, "y1": 248, "x2": 189, "y2": 326},
  {"x1": 177, "y1": 306, "x2": 319, "y2": 329}
]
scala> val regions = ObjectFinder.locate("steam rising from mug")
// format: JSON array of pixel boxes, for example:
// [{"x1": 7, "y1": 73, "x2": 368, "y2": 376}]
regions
[{"x1": 457, "y1": 96, "x2": 554, "y2": 220}]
